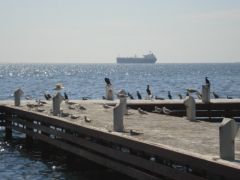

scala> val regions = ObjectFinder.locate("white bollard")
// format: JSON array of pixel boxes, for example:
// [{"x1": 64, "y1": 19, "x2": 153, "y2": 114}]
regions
[
  {"x1": 183, "y1": 95, "x2": 196, "y2": 121},
  {"x1": 52, "y1": 92, "x2": 64, "y2": 116},
  {"x1": 202, "y1": 85, "x2": 210, "y2": 103},
  {"x1": 14, "y1": 88, "x2": 24, "y2": 106},
  {"x1": 118, "y1": 89, "x2": 128, "y2": 115},
  {"x1": 219, "y1": 118, "x2": 240, "y2": 160},
  {"x1": 113, "y1": 102, "x2": 124, "y2": 132},
  {"x1": 106, "y1": 84, "x2": 114, "y2": 100}
]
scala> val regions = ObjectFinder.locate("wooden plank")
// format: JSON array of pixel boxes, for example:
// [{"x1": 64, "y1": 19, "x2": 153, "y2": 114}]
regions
[{"x1": 30, "y1": 123, "x2": 206, "y2": 180}]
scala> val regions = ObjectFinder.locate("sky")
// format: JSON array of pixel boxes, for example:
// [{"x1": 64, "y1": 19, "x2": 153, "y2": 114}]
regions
[{"x1": 0, "y1": 0, "x2": 240, "y2": 63}]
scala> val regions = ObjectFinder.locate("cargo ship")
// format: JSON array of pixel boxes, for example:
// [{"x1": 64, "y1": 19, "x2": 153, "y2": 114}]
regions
[{"x1": 116, "y1": 52, "x2": 157, "y2": 64}]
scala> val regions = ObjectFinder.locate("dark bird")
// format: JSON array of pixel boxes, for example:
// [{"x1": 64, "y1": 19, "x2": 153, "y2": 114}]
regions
[
  {"x1": 168, "y1": 91, "x2": 172, "y2": 99},
  {"x1": 227, "y1": 96, "x2": 233, "y2": 99},
  {"x1": 186, "y1": 92, "x2": 189, "y2": 96},
  {"x1": 64, "y1": 92, "x2": 69, "y2": 101},
  {"x1": 155, "y1": 96, "x2": 165, "y2": 100},
  {"x1": 212, "y1": 91, "x2": 220, "y2": 99},
  {"x1": 205, "y1": 77, "x2": 210, "y2": 86},
  {"x1": 127, "y1": 92, "x2": 134, "y2": 100},
  {"x1": 44, "y1": 93, "x2": 52, "y2": 100},
  {"x1": 177, "y1": 94, "x2": 183, "y2": 99},
  {"x1": 146, "y1": 85, "x2": 151, "y2": 96},
  {"x1": 82, "y1": 97, "x2": 89, "y2": 100},
  {"x1": 104, "y1": 78, "x2": 111, "y2": 85},
  {"x1": 136, "y1": 91, "x2": 142, "y2": 99},
  {"x1": 102, "y1": 96, "x2": 106, "y2": 100}
]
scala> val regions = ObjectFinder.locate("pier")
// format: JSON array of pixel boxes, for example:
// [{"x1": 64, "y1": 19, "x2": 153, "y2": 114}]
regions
[{"x1": 0, "y1": 99, "x2": 240, "y2": 180}]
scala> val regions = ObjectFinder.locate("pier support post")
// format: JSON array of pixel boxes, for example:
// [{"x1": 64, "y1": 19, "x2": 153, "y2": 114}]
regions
[
  {"x1": 106, "y1": 84, "x2": 114, "y2": 100},
  {"x1": 183, "y1": 95, "x2": 196, "y2": 121},
  {"x1": 202, "y1": 85, "x2": 210, "y2": 103},
  {"x1": 219, "y1": 118, "x2": 240, "y2": 160},
  {"x1": 5, "y1": 115, "x2": 12, "y2": 139},
  {"x1": 52, "y1": 92, "x2": 64, "y2": 116},
  {"x1": 14, "y1": 88, "x2": 24, "y2": 106},
  {"x1": 113, "y1": 103, "x2": 124, "y2": 132}
]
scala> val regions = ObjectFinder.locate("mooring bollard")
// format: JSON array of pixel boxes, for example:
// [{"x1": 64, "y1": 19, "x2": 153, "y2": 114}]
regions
[
  {"x1": 52, "y1": 92, "x2": 64, "y2": 116},
  {"x1": 14, "y1": 88, "x2": 24, "y2": 106},
  {"x1": 118, "y1": 89, "x2": 128, "y2": 115},
  {"x1": 183, "y1": 95, "x2": 196, "y2": 121},
  {"x1": 202, "y1": 85, "x2": 210, "y2": 103},
  {"x1": 219, "y1": 118, "x2": 240, "y2": 160},
  {"x1": 113, "y1": 102, "x2": 124, "y2": 132},
  {"x1": 106, "y1": 84, "x2": 114, "y2": 100}
]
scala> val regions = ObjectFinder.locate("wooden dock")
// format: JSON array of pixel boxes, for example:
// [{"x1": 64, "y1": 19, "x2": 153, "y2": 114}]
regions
[{"x1": 0, "y1": 99, "x2": 240, "y2": 180}]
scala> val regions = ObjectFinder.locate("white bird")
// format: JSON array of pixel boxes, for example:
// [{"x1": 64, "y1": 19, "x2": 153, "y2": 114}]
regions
[
  {"x1": 153, "y1": 106, "x2": 163, "y2": 114},
  {"x1": 138, "y1": 108, "x2": 148, "y2": 115},
  {"x1": 103, "y1": 104, "x2": 112, "y2": 109},
  {"x1": 84, "y1": 115, "x2": 91, "y2": 123},
  {"x1": 130, "y1": 129, "x2": 143, "y2": 136},
  {"x1": 162, "y1": 106, "x2": 172, "y2": 115},
  {"x1": 71, "y1": 114, "x2": 80, "y2": 119}
]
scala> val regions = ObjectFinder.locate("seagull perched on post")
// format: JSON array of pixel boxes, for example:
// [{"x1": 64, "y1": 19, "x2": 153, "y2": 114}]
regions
[
  {"x1": 136, "y1": 91, "x2": 142, "y2": 99},
  {"x1": 104, "y1": 78, "x2": 111, "y2": 85},
  {"x1": 205, "y1": 77, "x2": 210, "y2": 86}
]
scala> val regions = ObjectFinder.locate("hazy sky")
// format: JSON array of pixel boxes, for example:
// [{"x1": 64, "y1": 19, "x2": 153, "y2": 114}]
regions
[{"x1": 0, "y1": 0, "x2": 240, "y2": 63}]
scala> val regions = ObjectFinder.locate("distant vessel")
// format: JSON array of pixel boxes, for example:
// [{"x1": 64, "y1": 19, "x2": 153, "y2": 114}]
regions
[{"x1": 117, "y1": 52, "x2": 157, "y2": 64}]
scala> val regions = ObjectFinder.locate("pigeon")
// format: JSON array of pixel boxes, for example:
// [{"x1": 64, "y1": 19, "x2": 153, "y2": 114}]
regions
[
  {"x1": 162, "y1": 106, "x2": 172, "y2": 115},
  {"x1": 168, "y1": 91, "x2": 172, "y2": 99},
  {"x1": 212, "y1": 91, "x2": 220, "y2": 99},
  {"x1": 104, "y1": 78, "x2": 111, "y2": 85},
  {"x1": 61, "y1": 112, "x2": 70, "y2": 117},
  {"x1": 205, "y1": 77, "x2": 210, "y2": 86},
  {"x1": 136, "y1": 91, "x2": 142, "y2": 99},
  {"x1": 84, "y1": 115, "x2": 91, "y2": 123},
  {"x1": 127, "y1": 92, "x2": 134, "y2": 100},
  {"x1": 153, "y1": 106, "x2": 163, "y2": 113},
  {"x1": 138, "y1": 108, "x2": 148, "y2": 115}
]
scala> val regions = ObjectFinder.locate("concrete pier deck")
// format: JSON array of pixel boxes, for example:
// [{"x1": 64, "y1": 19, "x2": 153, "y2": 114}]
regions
[{"x1": 1, "y1": 99, "x2": 240, "y2": 180}]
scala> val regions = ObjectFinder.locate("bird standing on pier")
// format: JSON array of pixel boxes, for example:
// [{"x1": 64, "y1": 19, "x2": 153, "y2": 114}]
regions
[
  {"x1": 205, "y1": 77, "x2": 210, "y2": 86},
  {"x1": 177, "y1": 94, "x2": 183, "y2": 99},
  {"x1": 104, "y1": 78, "x2": 111, "y2": 85},
  {"x1": 153, "y1": 106, "x2": 163, "y2": 113},
  {"x1": 44, "y1": 93, "x2": 52, "y2": 100},
  {"x1": 64, "y1": 92, "x2": 69, "y2": 101},
  {"x1": 136, "y1": 91, "x2": 142, "y2": 99},
  {"x1": 162, "y1": 106, "x2": 172, "y2": 115},
  {"x1": 84, "y1": 115, "x2": 91, "y2": 123},
  {"x1": 212, "y1": 91, "x2": 220, "y2": 99},
  {"x1": 146, "y1": 85, "x2": 152, "y2": 99},
  {"x1": 138, "y1": 108, "x2": 148, "y2": 115},
  {"x1": 168, "y1": 91, "x2": 172, "y2": 99},
  {"x1": 127, "y1": 92, "x2": 134, "y2": 99}
]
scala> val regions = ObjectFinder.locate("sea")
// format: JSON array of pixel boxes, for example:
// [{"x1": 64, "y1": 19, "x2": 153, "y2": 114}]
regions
[{"x1": 0, "y1": 63, "x2": 240, "y2": 179}]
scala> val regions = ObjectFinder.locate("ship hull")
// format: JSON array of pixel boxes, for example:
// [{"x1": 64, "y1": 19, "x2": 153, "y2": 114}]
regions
[{"x1": 117, "y1": 57, "x2": 156, "y2": 64}]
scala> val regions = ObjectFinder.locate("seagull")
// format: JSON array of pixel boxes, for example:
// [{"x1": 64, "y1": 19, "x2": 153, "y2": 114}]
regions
[
  {"x1": 71, "y1": 114, "x2": 80, "y2": 119},
  {"x1": 68, "y1": 105, "x2": 75, "y2": 110},
  {"x1": 177, "y1": 94, "x2": 183, "y2": 99},
  {"x1": 162, "y1": 106, "x2": 172, "y2": 115},
  {"x1": 130, "y1": 130, "x2": 143, "y2": 136},
  {"x1": 84, "y1": 115, "x2": 91, "y2": 123},
  {"x1": 196, "y1": 91, "x2": 202, "y2": 99},
  {"x1": 103, "y1": 104, "x2": 112, "y2": 109},
  {"x1": 64, "y1": 92, "x2": 69, "y2": 101},
  {"x1": 138, "y1": 108, "x2": 148, "y2": 115},
  {"x1": 168, "y1": 91, "x2": 172, "y2": 99},
  {"x1": 205, "y1": 77, "x2": 210, "y2": 86},
  {"x1": 127, "y1": 92, "x2": 134, "y2": 100},
  {"x1": 104, "y1": 78, "x2": 111, "y2": 85},
  {"x1": 136, "y1": 91, "x2": 142, "y2": 99},
  {"x1": 153, "y1": 106, "x2": 163, "y2": 113},
  {"x1": 186, "y1": 89, "x2": 198, "y2": 93},
  {"x1": 25, "y1": 95, "x2": 32, "y2": 100},
  {"x1": 212, "y1": 91, "x2": 220, "y2": 99}
]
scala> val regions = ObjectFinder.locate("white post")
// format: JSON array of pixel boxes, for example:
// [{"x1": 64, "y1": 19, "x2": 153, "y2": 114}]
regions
[
  {"x1": 52, "y1": 92, "x2": 64, "y2": 116},
  {"x1": 14, "y1": 89, "x2": 24, "y2": 106},
  {"x1": 202, "y1": 85, "x2": 210, "y2": 103},
  {"x1": 219, "y1": 118, "x2": 239, "y2": 160},
  {"x1": 113, "y1": 102, "x2": 124, "y2": 132},
  {"x1": 183, "y1": 95, "x2": 196, "y2": 121},
  {"x1": 106, "y1": 84, "x2": 114, "y2": 100}
]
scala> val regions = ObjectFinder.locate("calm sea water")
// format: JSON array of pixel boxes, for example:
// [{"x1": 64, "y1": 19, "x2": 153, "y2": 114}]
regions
[{"x1": 0, "y1": 63, "x2": 240, "y2": 179}]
